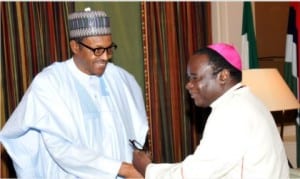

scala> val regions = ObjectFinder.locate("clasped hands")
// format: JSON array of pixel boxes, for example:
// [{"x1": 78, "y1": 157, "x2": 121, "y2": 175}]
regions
[
  {"x1": 130, "y1": 139, "x2": 152, "y2": 178},
  {"x1": 132, "y1": 149, "x2": 152, "y2": 177}
]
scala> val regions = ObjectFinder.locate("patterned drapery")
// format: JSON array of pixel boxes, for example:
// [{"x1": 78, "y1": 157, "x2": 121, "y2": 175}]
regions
[
  {"x1": 1, "y1": 2, "x2": 74, "y2": 177},
  {"x1": 142, "y1": 2, "x2": 212, "y2": 163}
]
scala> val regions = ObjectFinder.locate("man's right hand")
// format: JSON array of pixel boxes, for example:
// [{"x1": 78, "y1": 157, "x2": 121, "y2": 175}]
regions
[{"x1": 132, "y1": 150, "x2": 152, "y2": 177}]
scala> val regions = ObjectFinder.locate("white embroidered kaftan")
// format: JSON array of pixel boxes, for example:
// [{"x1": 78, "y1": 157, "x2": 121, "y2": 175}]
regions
[{"x1": 0, "y1": 59, "x2": 149, "y2": 178}]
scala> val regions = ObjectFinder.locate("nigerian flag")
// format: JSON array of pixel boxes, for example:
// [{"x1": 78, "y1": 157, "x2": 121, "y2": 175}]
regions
[
  {"x1": 284, "y1": 2, "x2": 300, "y2": 167},
  {"x1": 285, "y1": 3, "x2": 299, "y2": 99},
  {"x1": 241, "y1": 2, "x2": 258, "y2": 69}
]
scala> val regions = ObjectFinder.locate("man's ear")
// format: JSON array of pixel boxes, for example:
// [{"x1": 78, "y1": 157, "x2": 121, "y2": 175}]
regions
[
  {"x1": 70, "y1": 40, "x2": 80, "y2": 54},
  {"x1": 218, "y1": 69, "x2": 230, "y2": 84}
]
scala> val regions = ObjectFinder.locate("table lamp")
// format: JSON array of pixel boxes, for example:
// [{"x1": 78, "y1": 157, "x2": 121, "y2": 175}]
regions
[{"x1": 241, "y1": 68, "x2": 300, "y2": 138}]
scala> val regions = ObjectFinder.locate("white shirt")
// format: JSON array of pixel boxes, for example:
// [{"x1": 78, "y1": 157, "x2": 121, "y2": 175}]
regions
[
  {"x1": 146, "y1": 83, "x2": 289, "y2": 179},
  {"x1": 0, "y1": 58, "x2": 149, "y2": 178}
]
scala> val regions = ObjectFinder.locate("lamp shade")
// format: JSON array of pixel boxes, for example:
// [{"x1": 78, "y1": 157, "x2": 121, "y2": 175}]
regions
[{"x1": 242, "y1": 68, "x2": 300, "y2": 111}]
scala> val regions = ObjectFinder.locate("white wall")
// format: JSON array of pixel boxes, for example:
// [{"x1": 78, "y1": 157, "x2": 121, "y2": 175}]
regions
[{"x1": 211, "y1": 2, "x2": 243, "y2": 62}]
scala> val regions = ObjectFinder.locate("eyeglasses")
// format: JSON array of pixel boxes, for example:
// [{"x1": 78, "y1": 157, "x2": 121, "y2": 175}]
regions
[
  {"x1": 129, "y1": 139, "x2": 145, "y2": 151},
  {"x1": 77, "y1": 41, "x2": 117, "y2": 56}
]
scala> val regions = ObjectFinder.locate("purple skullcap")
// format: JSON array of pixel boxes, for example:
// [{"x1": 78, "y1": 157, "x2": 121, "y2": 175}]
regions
[{"x1": 208, "y1": 43, "x2": 242, "y2": 71}]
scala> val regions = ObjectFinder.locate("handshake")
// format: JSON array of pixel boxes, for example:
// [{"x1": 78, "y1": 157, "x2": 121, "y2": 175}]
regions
[{"x1": 130, "y1": 139, "x2": 152, "y2": 177}]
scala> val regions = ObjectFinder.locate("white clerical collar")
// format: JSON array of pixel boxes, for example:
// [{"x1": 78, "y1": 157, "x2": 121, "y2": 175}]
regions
[{"x1": 210, "y1": 83, "x2": 244, "y2": 109}]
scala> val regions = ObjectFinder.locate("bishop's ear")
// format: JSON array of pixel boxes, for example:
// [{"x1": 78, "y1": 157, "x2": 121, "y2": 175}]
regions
[{"x1": 218, "y1": 69, "x2": 230, "y2": 84}]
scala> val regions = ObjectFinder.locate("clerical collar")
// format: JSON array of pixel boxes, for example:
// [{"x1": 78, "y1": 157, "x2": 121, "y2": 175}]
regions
[{"x1": 210, "y1": 83, "x2": 244, "y2": 108}]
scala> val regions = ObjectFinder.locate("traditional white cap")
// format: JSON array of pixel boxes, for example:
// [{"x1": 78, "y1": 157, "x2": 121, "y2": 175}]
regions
[{"x1": 68, "y1": 7, "x2": 111, "y2": 39}]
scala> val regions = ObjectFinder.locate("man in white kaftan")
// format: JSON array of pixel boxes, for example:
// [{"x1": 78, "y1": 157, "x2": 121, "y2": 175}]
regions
[
  {"x1": 133, "y1": 43, "x2": 289, "y2": 179},
  {"x1": 0, "y1": 8, "x2": 148, "y2": 178}
]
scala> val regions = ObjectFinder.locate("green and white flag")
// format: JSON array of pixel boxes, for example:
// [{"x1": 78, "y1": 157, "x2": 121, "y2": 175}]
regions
[
  {"x1": 284, "y1": 2, "x2": 300, "y2": 167},
  {"x1": 241, "y1": 2, "x2": 258, "y2": 69}
]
